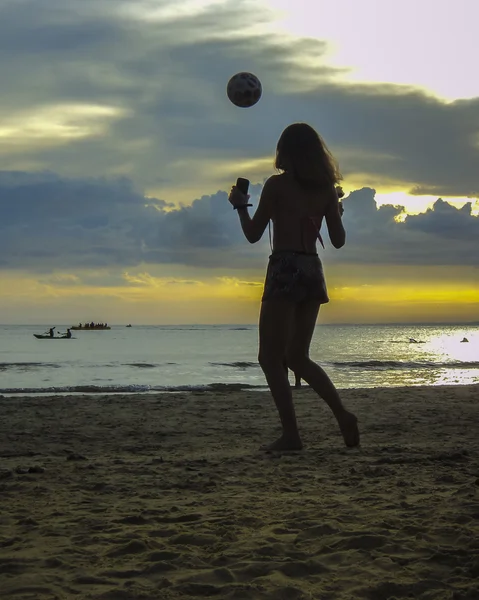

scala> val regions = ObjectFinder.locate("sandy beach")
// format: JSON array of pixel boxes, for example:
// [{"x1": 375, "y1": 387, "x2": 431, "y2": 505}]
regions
[{"x1": 1, "y1": 384, "x2": 478, "y2": 600}]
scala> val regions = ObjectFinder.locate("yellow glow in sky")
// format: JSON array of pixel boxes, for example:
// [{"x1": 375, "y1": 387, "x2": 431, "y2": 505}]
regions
[
  {"x1": 1, "y1": 267, "x2": 477, "y2": 324},
  {"x1": 121, "y1": 0, "x2": 224, "y2": 21},
  {"x1": 151, "y1": 153, "x2": 477, "y2": 215},
  {"x1": 0, "y1": 104, "x2": 125, "y2": 150},
  {"x1": 264, "y1": 0, "x2": 479, "y2": 100},
  {"x1": 373, "y1": 192, "x2": 479, "y2": 215}
]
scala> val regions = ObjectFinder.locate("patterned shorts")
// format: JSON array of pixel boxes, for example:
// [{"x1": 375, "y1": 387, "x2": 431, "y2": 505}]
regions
[{"x1": 262, "y1": 251, "x2": 329, "y2": 304}]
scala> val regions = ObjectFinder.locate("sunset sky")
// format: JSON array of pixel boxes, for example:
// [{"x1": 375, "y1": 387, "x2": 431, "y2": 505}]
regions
[{"x1": 1, "y1": 0, "x2": 478, "y2": 324}]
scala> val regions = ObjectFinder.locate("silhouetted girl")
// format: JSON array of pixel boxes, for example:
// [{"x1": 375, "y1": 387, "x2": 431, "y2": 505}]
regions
[{"x1": 229, "y1": 123, "x2": 359, "y2": 451}]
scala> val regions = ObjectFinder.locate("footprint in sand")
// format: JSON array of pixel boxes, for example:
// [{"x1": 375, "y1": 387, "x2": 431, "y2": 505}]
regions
[
  {"x1": 155, "y1": 512, "x2": 203, "y2": 524},
  {"x1": 331, "y1": 533, "x2": 390, "y2": 551},
  {"x1": 146, "y1": 550, "x2": 180, "y2": 561},
  {"x1": 169, "y1": 533, "x2": 217, "y2": 547},
  {"x1": 106, "y1": 539, "x2": 149, "y2": 557},
  {"x1": 73, "y1": 575, "x2": 116, "y2": 586}
]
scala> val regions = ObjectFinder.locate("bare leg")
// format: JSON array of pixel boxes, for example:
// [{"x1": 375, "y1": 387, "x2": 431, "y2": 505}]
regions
[
  {"x1": 287, "y1": 300, "x2": 359, "y2": 447},
  {"x1": 294, "y1": 372, "x2": 301, "y2": 389},
  {"x1": 283, "y1": 361, "x2": 290, "y2": 385},
  {"x1": 292, "y1": 357, "x2": 359, "y2": 447},
  {"x1": 283, "y1": 363, "x2": 301, "y2": 390},
  {"x1": 258, "y1": 300, "x2": 303, "y2": 451}
]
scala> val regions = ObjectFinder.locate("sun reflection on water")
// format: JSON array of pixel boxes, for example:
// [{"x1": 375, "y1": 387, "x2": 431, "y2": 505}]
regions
[{"x1": 427, "y1": 332, "x2": 478, "y2": 361}]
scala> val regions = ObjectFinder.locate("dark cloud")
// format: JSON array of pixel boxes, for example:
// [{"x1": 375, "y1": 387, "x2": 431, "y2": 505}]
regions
[
  {"x1": 332, "y1": 188, "x2": 479, "y2": 266},
  {"x1": 403, "y1": 198, "x2": 478, "y2": 239},
  {"x1": 0, "y1": 0, "x2": 477, "y2": 197},
  {"x1": 0, "y1": 171, "x2": 268, "y2": 270},
  {"x1": 0, "y1": 173, "x2": 477, "y2": 273}
]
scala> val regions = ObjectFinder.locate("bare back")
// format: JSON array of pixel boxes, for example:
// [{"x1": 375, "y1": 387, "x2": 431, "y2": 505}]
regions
[
  {"x1": 230, "y1": 171, "x2": 345, "y2": 250},
  {"x1": 269, "y1": 173, "x2": 343, "y2": 253}
]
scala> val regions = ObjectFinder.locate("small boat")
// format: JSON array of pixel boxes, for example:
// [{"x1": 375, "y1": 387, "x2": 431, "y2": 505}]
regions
[
  {"x1": 126, "y1": 324, "x2": 132, "y2": 328},
  {"x1": 71, "y1": 325, "x2": 111, "y2": 330},
  {"x1": 34, "y1": 334, "x2": 75, "y2": 339}
]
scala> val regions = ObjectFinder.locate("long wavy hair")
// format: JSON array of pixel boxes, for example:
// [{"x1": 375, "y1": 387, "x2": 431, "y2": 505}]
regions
[{"x1": 275, "y1": 123, "x2": 342, "y2": 190}]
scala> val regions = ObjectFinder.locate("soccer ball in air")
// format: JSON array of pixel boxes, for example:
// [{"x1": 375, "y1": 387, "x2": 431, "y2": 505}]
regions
[{"x1": 226, "y1": 72, "x2": 262, "y2": 108}]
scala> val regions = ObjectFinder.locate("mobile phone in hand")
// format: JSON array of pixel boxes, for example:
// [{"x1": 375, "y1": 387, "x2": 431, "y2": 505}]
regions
[{"x1": 236, "y1": 177, "x2": 250, "y2": 194}]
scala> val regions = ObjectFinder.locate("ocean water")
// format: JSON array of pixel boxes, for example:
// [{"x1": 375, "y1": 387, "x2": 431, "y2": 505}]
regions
[{"x1": 0, "y1": 324, "x2": 478, "y2": 395}]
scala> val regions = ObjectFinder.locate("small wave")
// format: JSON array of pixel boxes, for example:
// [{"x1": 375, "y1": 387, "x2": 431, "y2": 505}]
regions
[
  {"x1": 0, "y1": 382, "x2": 262, "y2": 395},
  {"x1": 329, "y1": 360, "x2": 479, "y2": 370},
  {"x1": 210, "y1": 361, "x2": 258, "y2": 369},
  {"x1": 123, "y1": 363, "x2": 158, "y2": 368},
  {"x1": 148, "y1": 327, "x2": 217, "y2": 331},
  {"x1": 0, "y1": 362, "x2": 61, "y2": 371}
]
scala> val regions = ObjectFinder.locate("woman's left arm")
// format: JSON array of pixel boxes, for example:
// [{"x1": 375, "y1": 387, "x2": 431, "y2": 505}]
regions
[{"x1": 229, "y1": 176, "x2": 276, "y2": 243}]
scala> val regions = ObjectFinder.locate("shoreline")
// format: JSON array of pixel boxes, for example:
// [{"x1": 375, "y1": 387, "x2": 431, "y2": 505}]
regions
[
  {"x1": 1, "y1": 379, "x2": 478, "y2": 397},
  {"x1": 1, "y1": 384, "x2": 478, "y2": 599}
]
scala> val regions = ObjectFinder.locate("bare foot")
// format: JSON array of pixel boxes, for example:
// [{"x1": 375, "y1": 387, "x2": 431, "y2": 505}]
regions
[
  {"x1": 337, "y1": 411, "x2": 360, "y2": 448},
  {"x1": 260, "y1": 434, "x2": 303, "y2": 452}
]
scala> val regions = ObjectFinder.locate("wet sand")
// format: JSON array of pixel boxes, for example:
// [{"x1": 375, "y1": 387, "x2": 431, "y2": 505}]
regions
[{"x1": 1, "y1": 384, "x2": 478, "y2": 600}]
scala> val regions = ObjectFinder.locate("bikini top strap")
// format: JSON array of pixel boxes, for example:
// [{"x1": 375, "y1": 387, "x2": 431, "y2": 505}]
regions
[
  {"x1": 315, "y1": 221, "x2": 325, "y2": 249},
  {"x1": 301, "y1": 216, "x2": 325, "y2": 250}
]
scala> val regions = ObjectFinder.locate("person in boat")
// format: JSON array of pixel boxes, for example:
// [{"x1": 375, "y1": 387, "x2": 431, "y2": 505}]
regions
[
  {"x1": 49, "y1": 327, "x2": 55, "y2": 338},
  {"x1": 228, "y1": 122, "x2": 359, "y2": 451},
  {"x1": 66, "y1": 329, "x2": 72, "y2": 338}
]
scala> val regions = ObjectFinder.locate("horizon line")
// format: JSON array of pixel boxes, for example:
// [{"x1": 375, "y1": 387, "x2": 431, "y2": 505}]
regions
[{"x1": 2, "y1": 321, "x2": 478, "y2": 327}]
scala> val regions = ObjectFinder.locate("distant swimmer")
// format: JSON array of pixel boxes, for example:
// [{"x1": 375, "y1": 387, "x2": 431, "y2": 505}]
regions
[{"x1": 461, "y1": 337, "x2": 469, "y2": 343}]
